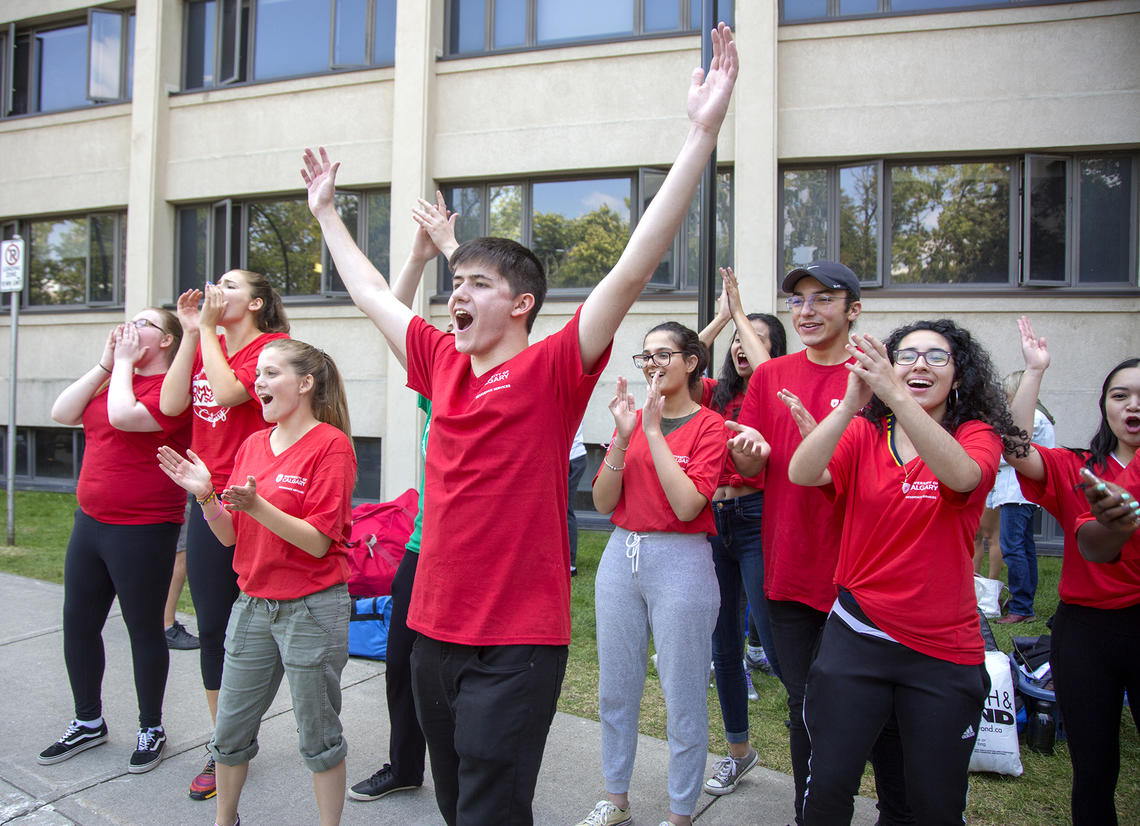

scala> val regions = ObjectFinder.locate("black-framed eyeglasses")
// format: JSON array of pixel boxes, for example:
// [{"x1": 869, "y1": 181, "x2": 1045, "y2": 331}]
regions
[
  {"x1": 785, "y1": 293, "x2": 838, "y2": 312},
  {"x1": 633, "y1": 351, "x2": 684, "y2": 369},
  {"x1": 894, "y1": 348, "x2": 952, "y2": 367},
  {"x1": 130, "y1": 319, "x2": 163, "y2": 331}
]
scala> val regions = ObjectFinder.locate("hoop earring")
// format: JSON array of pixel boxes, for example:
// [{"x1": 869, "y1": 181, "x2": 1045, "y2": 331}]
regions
[{"x1": 949, "y1": 387, "x2": 958, "y2": 408}]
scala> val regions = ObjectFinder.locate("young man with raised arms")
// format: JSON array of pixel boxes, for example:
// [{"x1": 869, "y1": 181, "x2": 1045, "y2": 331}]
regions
[{"x1": 302, "y1": 24, "x2": 737, "y2": 826}]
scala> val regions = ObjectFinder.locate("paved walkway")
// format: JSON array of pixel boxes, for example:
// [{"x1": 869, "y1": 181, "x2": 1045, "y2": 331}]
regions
[{"x1": 0, "y1": 572, "x2": 878, "y2": 825}]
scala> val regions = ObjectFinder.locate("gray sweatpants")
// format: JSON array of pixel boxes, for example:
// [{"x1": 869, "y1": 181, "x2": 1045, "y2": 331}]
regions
[{"x1": 595, "y1": 527, "x2": 721, "y2": 816}]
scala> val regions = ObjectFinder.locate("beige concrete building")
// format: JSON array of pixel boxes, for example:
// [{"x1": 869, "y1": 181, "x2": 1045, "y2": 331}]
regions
[{"x1": 0, "y1": 0, "x2": 1137, "y2": 510}]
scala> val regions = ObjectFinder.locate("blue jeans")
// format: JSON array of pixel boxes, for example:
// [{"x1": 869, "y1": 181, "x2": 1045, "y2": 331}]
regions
[
  {"x1": 710, "y1": 491, "x2": 781, "y2": 744},
  {"x1": 1000, "y1": 503, "x2": 1038, "y2": 616}
]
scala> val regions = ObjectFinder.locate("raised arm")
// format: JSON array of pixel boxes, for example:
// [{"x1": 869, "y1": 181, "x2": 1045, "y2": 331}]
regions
[
  {"x1": 303, "y1": 147, "x2": 415, "y2": 360},
  {"x1": 722, "y1": 266, "x2": 771, "y2": 370},
  {"x1": 578, "y1": 23, "x2": 738, "y2": 371},
  {"x1": 198, "y1": 284, "x2": 255, "y2": 408},
  {"x1": 160, "y1": 289, "x2": 201, "y2": 416},
  {"x1": 1004, "y1": 316, "x2": 1049, "y2": 479},
  {"x1": 788, "y1": 370, "x2": 869, "y2": 487},
  {"x1": 106, "y1": 324, "x2": 162, "y2": 432},
  {"x1": 697, "y1": 280, "x2": 732, "y2": 350},
  {"x1": 592, "y1": 376, "x2": 637, "y2": 516},
  {"x1": 641, "y1": 374, "x2": 710, "y2": 522},
  {"x1": 52, "y1": 327, "x2": 118, "y2": 425}
]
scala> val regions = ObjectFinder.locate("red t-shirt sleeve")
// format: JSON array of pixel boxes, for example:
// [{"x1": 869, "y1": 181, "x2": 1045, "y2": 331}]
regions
[
  {"x1": 302, "y1": 440, "x2": 357, "y2": 545},
  {"x1": 686, "y1": 411, "x2": 728, "y2": 504},
  {"x1": 941, "y1": 421, "x2": 1001, "y2": 507}
]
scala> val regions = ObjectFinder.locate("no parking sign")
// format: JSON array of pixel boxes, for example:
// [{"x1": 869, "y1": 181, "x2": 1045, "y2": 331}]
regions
[{"x1": 1, "y1": 239, "x2": 24, "y2": 292}]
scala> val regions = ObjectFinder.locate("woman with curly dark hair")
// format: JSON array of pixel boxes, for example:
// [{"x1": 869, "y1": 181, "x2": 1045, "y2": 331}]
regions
[{"x1": 787, "y1": 319, "x2": 1021, "y2": 825}]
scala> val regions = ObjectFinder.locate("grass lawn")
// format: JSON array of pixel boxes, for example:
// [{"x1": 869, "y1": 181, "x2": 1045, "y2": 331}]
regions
[
  {"x1": 562, "y1": 529, "x2": 1140, "y2": 826},
  {"x1": 2, "y1": 494, "x2": 1136, "y2": 823}
]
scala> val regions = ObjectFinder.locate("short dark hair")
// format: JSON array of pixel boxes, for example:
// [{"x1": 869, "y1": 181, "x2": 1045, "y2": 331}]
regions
[
  {"x1": 645, "y1": 321, "x2": 709, "y2": 393},
  {"x1": 449, "y1": 238, "x2": 546, "y2": 332}
]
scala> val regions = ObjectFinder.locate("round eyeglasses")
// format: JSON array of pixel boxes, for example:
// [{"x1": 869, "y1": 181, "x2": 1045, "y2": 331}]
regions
[
  {"x1": 633, "y1": 351, "x2": 684, "y2": 369},
  {"x1": 894, "y1": 348, "x2": 951, "y2": 367},
  {"x1": 785, "y1": 293, "x2": 838, "y2": 312}
]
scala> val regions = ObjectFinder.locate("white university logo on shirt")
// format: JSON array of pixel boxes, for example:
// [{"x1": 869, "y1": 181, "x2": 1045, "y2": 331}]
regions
[
  {"x1": 276, "y1": 474, "x2": 308, "y2": 493},
  {"x1": 192, "y1": 376, "x2": 228, "y2": 427}
]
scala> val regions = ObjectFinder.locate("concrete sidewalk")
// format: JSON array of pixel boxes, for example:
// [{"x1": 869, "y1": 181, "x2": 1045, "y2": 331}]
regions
[{"x1": 0, "y1": 572, "x2": 878, "y2": 825}]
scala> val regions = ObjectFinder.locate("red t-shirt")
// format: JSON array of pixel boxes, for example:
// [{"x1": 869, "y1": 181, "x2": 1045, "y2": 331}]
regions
[
  {"x1": 77, "y1": 373, "x2": 192, "y2": 525},
  {"x1": 227, "y1": 423, "x2": 356, "y2": 600},
  {"x1": 737, "y1": 351, "x2": 851, "y2": 612},
  {"x1": 824, "y1": 417, "x2": 1000, "y2": 665},
  {"x1": 700, "y1": 376, "x2": 763, "y2": 489},
  {"x1": 403, "y1": 307, "x2": 610, "y2": 646},
  {"x1": 191, "y1": 332, "x2": 289, "y2": 490},
  {"x1": 601, "y1": 406, "x2": 725, "y2": 535},
  {"x1": 1029, "y1": 448, "x2": 1140, "y2": 607}
]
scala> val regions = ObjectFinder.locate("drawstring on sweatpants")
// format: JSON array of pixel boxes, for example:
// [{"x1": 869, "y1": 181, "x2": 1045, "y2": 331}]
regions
[{"x1": 625, "y1": 531, "x2": 642, "y2": 574}]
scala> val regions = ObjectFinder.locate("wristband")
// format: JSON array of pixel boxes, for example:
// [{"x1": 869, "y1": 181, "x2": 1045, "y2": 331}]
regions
[
  {"x1": 196, "y1": 489, "x2": 218, "y2": 506},
  {"x1": 98, "y1": 363, "x2": 112, "y2": 374},
  {"x1": 603, "y1": 457, "x2": 625, "y2": 472},
  {"x1": 203, "y1": 506, "x2": 224, "y2": 522}
]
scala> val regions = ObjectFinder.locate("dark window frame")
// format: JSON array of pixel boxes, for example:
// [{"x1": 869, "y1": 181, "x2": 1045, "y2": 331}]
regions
[
  {"x1": 779, "y1": 152, "x2": 1139, "y2": 292},
  {"x1": 0, "y1": 426, "x2": 85, "y2": 492},
  {"x1": 174, "y1": 189, "x2": 392, "y2": 300},
  {"x1": 779, "y1": 0, "x2": 1091, "y2": 26},
  {"x1": 181, "y1": 0, "x2": 397, "y2": 92}
]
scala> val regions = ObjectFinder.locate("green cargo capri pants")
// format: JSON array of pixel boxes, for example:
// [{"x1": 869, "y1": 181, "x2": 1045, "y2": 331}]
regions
[{"x1": 209, "y1": 584, "x2": 351, "y2": 773}]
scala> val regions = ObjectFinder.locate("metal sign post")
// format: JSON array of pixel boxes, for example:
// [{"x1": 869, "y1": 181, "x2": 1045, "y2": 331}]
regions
[{"x1": 1, "y1": 237, "x2": 25, "y2": 545}]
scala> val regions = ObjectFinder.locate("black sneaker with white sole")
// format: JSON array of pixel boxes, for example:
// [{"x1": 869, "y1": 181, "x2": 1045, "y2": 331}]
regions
[
  {"x1": 348, "y1": 764, "x2": 420, "y2": 801},
  {"x1": 38, "y1": 720, "x2": 109, "y2": 765},
  {"x1": 128, "y1": 726, "x2": 167, "y2": 773}
]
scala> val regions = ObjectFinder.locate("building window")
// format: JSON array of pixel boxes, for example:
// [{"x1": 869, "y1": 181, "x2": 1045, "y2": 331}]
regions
[
  {"x1": 780, "y1": 0, "x2": 1087, "y2": 24},
  {"x1": 446, "y1": 0, "x2": 733, "y2": 56},
  {"x1": 175, "y1": 191, "x2": 391, "y2": 298},
  {"x1": 0, "y1": 427, "x2": 84, "y2": 490},
  {"x1": 440, "y1": 169, "x2": 731, "y2": 293},
  {"x1": 352, "y1": 437, "x2": 382, "y2": 502},
  {"x1": 780, "y1": 153, "x2": 1138, "y2": 289},
  {"x1": 1, "y1": 10, "x2": 134, "y2": 117},
  {"x1": 2, "y1": 213, "x2": 127, "y2": 307},
  {"x1": 183, "y1": 0, "x2": 397, "y2": 90}
]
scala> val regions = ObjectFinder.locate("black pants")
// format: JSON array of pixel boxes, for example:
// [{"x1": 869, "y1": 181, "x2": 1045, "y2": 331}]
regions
[
  {"x1": 185, "y1": 497, "x2": 240, "y2": 691},
  {"x1": 767, "y1": 598, "x2": 913, "y2": 826},
  {"x1": 802, "y1": 616, "x2": 989, "y2": 826},
  {"x1": 385, "y1": 550, "x2": 425, "y2": 783},
  {"x1": 410, "y1": 636, "x2": 567, "y2": 826},
  {"x1": 1051, "y1": 600, "x2": 1140, "y2": 826},
  {"x1": 62, "y1": 509, "x2": 179, "y2": 728}
]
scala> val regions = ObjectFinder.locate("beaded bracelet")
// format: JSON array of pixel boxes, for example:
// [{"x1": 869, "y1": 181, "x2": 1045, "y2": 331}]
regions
[
  {"x1": 196, "y1": 489, "x2": 218, "y2": 507},
  {"x1": 603, "y1": 457, "x2": 625, "y2": 472}
]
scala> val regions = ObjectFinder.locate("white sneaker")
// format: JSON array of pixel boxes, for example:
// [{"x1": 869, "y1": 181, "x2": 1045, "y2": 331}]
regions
[{"x1": 574, "y1": 800, "x2": 632, "y2": 826}]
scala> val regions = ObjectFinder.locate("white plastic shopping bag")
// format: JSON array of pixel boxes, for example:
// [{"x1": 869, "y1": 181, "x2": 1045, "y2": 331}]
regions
[{"x1": 969, "y1": 650, "x2": 1024, "y2": 776}]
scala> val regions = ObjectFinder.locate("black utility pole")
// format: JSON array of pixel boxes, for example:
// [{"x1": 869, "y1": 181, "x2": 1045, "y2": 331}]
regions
[{"x1": 697, "y1": 0, "x2": 720, "y2": 363}]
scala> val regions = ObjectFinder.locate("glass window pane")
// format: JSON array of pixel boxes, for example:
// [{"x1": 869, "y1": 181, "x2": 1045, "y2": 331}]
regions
[
  {"x1": 533, "y1": 178, "x2": 631, "y2": 289},
  {"x1": 536, "y1": 0, "x2": 633, "y2": 45},
  {"x1": 366, "y1": 191, "x2": 391, "y2": 284},
  {"x1": 333, "y1": 0, "x2": 368, "y2": 65},
  {"x1": 254, "y1": 0, "x2": 330, "y2": 80},
  {"x1": 245, "y1": 199, "x2": 323, "y2": 295},
  {"x1": 1078, "y1": 157, "x2": 1132, "y2": 284},
  {"x1": 327, "y1": 192, "x2": 360, "y2": 291},
  {"x1": 36, "y1": 25, "x2": 88, "y2": 112},
  {"x1": 451, "y1": 0, "x2": 486, "y2": 54},
  {"x1": 28, "y1": 217, "x2": 87, "y2": 305},
  {"x1": 450, "y1": 186, "x2": 484, "y2": 243},
  {"x1": 12, "y1": 35, "x2": 30, "y2": 115},
  {"x1": 219, "y1": 0, "x2": 241, "y2": 83},
  {"x1": 6, "y1": 428, "x2": 30, "y2": 477},
  {"x1": 88, "y1": 11, "x2": 123, "y2": 101},
  {"x1": 691, "y1": 0, "x2": 734, "y2": 29},
  {"x1": 185, "y1": 1, "x2": 216, "y2": 89},
  {"x1": 645, "y1": 0, "x2": 679, "y2": 32},
  {"x1": 35, "y1": 429, "x2": 75, "y2": 479},
  {"x1": 178, "y1": 207, "x2": 210, "y2": 295},
  {"x1": 489, "y1": 185, "x2": 523, "y2": 242},
  {"x1": 88, "y1": 214, "x2": 116, "y2": 302},
  {"x1": 680, "y1": 170, "x2": 734, "y2": 291},
  {"x1": 642, "y1": 171, "x2": 674, "y2": 286},
  {"x1": 890, "y1": 162, "x2": 1011, "y2": 285},
  {"x1": 839, "y1": 0, "x2": 878, "y2": 15},
  {"x1": 893, "y1": 0, "x2": 989, "y2": 10},
  {"x1": 782, "y1": 168, "x2": 829, "y2": 272},
  {"x1": 352, "y1": 437, "x2": 381, "y2": 500},
  {"x1": 839, "y1": 164, "x2": 879, "y2": 282},
  {"x1": 373, "y1": 0, "x2": 397, "y2": 65},
  {"x1": 1026, "y1": 156, "x2": 1067, "y2": 283},
  {"x1": 126, "y1": 14, "x2": 135, "y2": 97},
  {"x1": 494, "y1": 0, "x2": 527, "y2": 49},
  {"x1": 782, "y1": 0, "x2": 827, "y2": 22}
]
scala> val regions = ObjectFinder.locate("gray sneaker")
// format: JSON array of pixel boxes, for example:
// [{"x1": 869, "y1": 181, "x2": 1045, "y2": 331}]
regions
[
  {"x1": 166, "y1": 620, "x2": 200, "y2": 650},
  {"x1": 704, "y1": 747, "x2": 758, "y2": 795}
]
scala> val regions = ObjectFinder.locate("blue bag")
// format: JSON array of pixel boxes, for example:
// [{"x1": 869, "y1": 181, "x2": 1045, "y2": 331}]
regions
[{"x1": 348, "y1": 596, "x2": 392, "y2": 660}]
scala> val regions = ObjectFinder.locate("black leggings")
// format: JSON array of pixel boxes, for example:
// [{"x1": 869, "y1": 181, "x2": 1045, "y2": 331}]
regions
[
  {"x1": 386, "y1": 549, "x2": 426, "y2": 783},
  {"x1": 185, "y1": 498, "x2": 240, "y2": 691},
  {"x1": 62, "y1": 509, "x2": 178, "y2": 729},
  {"x1": 1051, "y1": 600, "x2": 1140, "y2": 826}
]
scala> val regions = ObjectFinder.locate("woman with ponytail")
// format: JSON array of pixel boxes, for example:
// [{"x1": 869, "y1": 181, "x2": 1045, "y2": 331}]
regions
[
  {"x1": 578, "y1": 322, "x2": 727, "y2": 826},
  {"x1": 158, "y1": 339, "x2": 356, "y2": 826},
  {"x1": 159, "y1": 269, "x2": 289, "y2": 800}
]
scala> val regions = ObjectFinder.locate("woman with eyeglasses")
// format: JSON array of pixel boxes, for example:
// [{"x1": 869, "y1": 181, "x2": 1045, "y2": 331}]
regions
[
  {"x1": 41, "y1": 310, "x2": 192, "y2": 774},
  {"x1": 693, "y1": 267, "x2": 787, "y2": 795},
  {"x1": 159, "y1": 270, "x2": 289, "y2": 801},
  {"x1": 1003, "y1": 317, "x2": 1140, "y2": 826},
  {"x1": 787, "y1": 319, "x2": 1022, "y2": 825},
  {"x1": 578, "y1": 322, "x2": 728, "y2": 826}
]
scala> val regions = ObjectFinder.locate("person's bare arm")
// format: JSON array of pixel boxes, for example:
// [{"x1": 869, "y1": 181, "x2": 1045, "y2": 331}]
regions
[
  {"x1": 788, "y1": 371, "x2": 869, "y2": 487},
  {"x1": 222, "y1": 477, "x2": 333, "y2": 558},
  {"x1": 160, "y1": 289, "x2": 201, "y2": 416},
  {"x1": 1004, "y1": 316, "x2": 1048, "y2": 480},
  {"x1": 198, "y1": 285, "x2": 255, "y2": 408},
  {"x1": 722, "y1": 266, "x2": 771, "y2": 369},
  {"x1": 52, "y1": 327, "x2": 117, "y2": 425},
  {"x1": 106, "y1": 324, "x2": 162, "y2": 432},
  {"x1": 578, "y1": 23, "x2": 737, "y2": 371},
  {"x1": 303, "y1": 147, "x2": 416, "y2": 362},
  {"x1": 1075, "y1": 468, "x2": 1140, "y2": 563}
]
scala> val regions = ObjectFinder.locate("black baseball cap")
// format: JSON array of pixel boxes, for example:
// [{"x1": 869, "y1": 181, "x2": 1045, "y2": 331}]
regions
[{"x1": 781, "y1": 260, "x2": 861, "y2": 299}]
